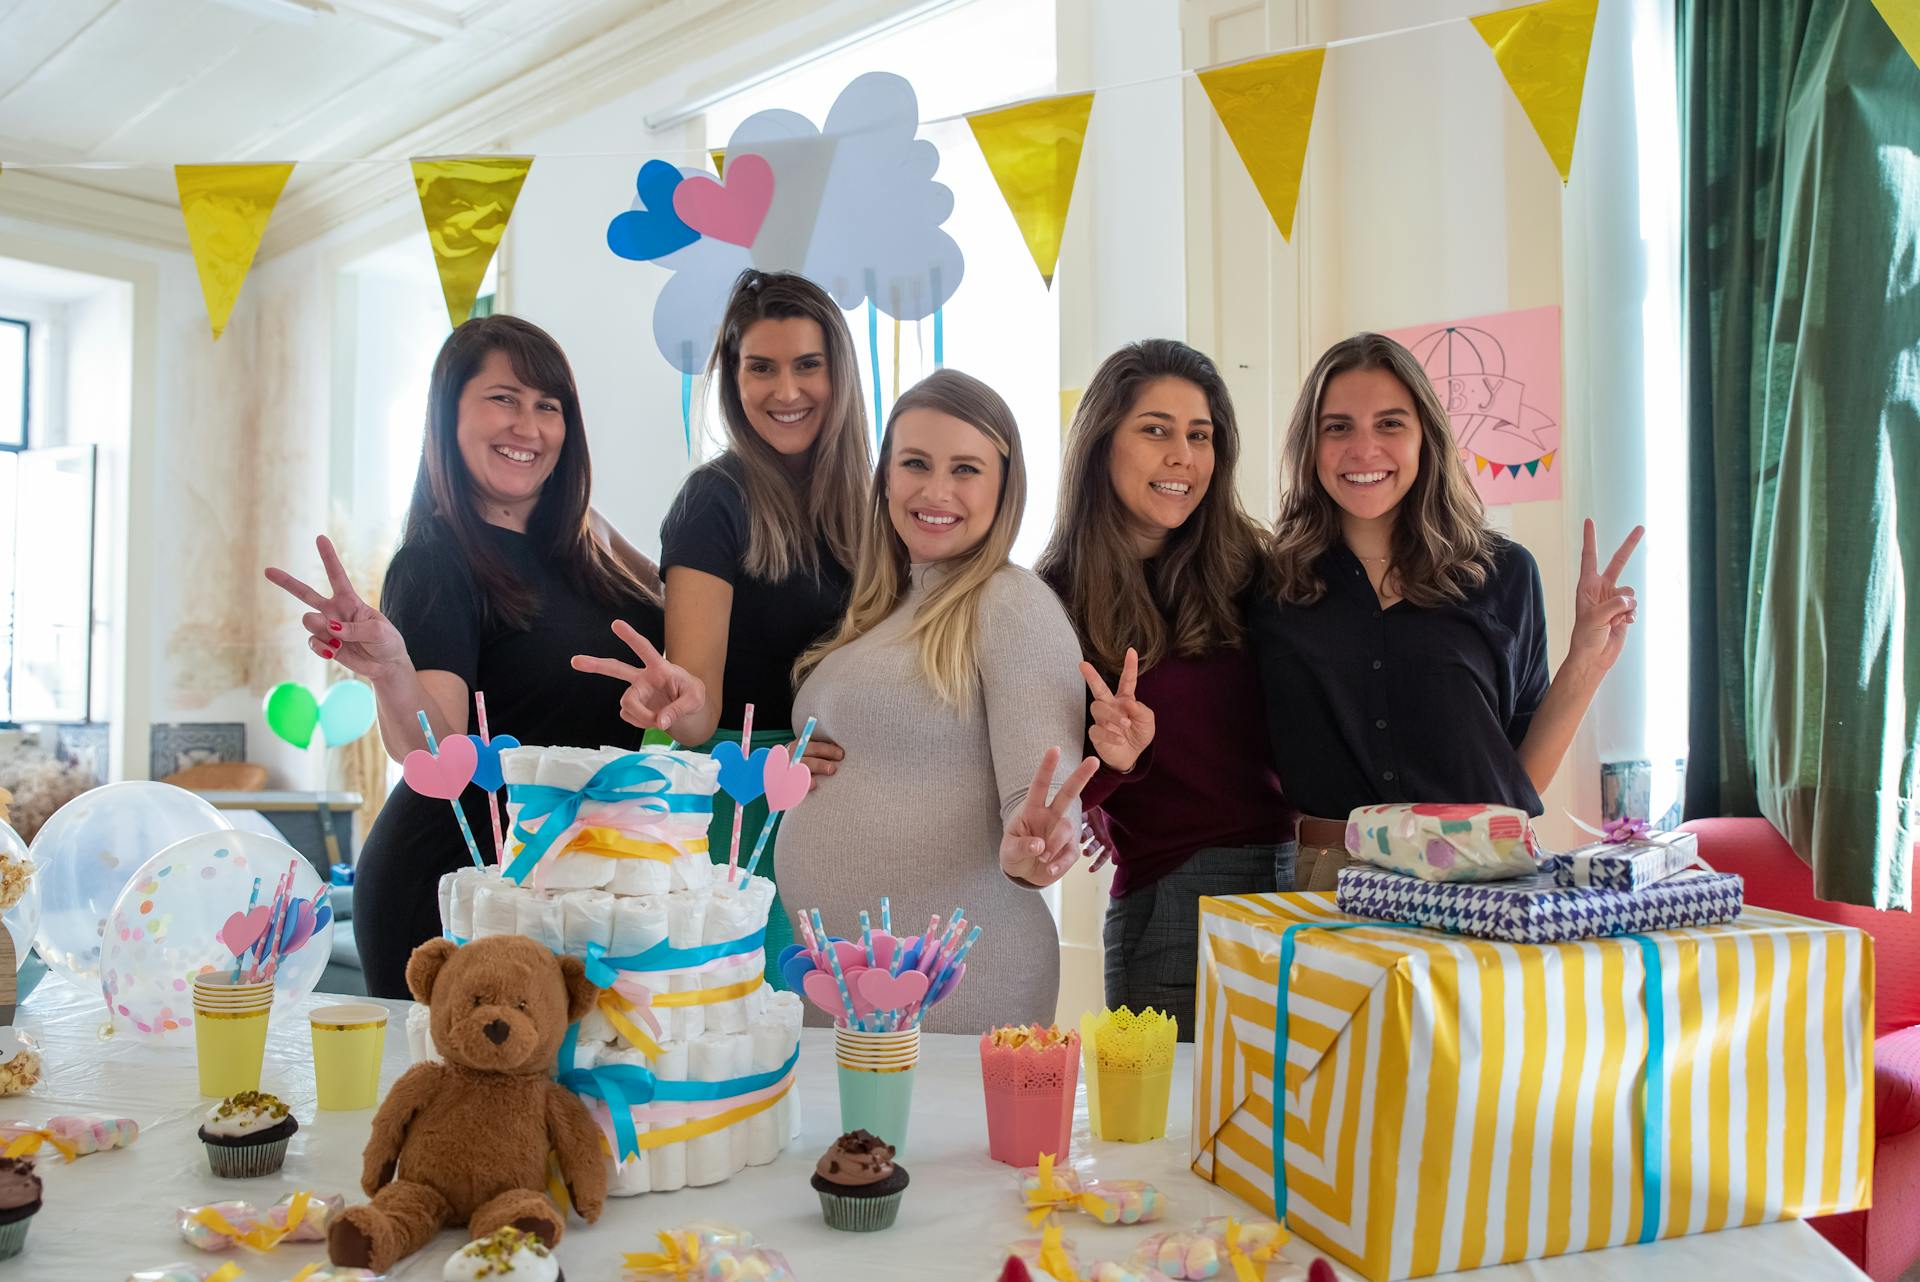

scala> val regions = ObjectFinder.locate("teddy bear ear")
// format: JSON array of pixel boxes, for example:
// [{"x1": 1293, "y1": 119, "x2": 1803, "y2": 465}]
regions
[
  {"x1": 405, "y1": 937, "x2": 460, "y2": 1006},
  {"x1": 558, "y1": 954, "x2": 598, "y2": 1025}
]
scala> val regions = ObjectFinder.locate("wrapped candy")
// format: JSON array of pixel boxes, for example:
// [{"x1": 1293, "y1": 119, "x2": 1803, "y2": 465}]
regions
[
  {"x1": 1131, "y1": 1217, "x2": 1289, "y2": 1281},
  {"x1": 1020, "y1": 1155, "x2": 1164, "y2": 1226},
  {"x1": 0, "y1": 1113, "x2": 138, "y2": 1161},
  {"x1": 1084, "y1": 1264, "x2": 1174, "y2": 1282},
  {"x1": 624, "y1": 1225, "x2": 792, "y2": 1281},
  {"x1": 0, "y1": 1029, "x2": 41, "y2": 1097},
  {"x1": 1003, "y1": 1226, "x2": 1084, "y2": 1282},
  {"x1": 127, "y1": 1266, "x2": 242, "y2": 1282},
  {"x1": 177, "y1": 1191, "x2": 343, "y2": 1251}
]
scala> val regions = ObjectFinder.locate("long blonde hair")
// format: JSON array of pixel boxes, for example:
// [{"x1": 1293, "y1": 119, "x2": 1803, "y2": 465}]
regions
[
  {"x1": 1036, "y1": 339, "x2": 1268, "y2": 677},
  {"x1": 797, "y1": 369, "x2": 1028, "y2": 707},
  {"x1": 709, "y1": 270, "x2": 871, "y2": 581},
  {"x1": 1269, "y1": 332, "x2": 1495, "y2": 606}
]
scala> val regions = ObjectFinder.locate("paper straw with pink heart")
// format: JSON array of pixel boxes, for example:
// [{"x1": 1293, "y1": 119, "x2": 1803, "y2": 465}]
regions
[{"x1": 736, "y1": 715, "x2": 816, "y2": 889}]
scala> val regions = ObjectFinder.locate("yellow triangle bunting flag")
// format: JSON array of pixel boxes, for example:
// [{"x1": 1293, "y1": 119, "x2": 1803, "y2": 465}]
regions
[
  {"x1": 967, "y1": 91, "x2": 1095, "y2": 287},
  {"x1": 1197, "y1": 48, "x2": 1326, "y2": 241},
  {"x1": 412, "y1": 156, "x2": 534, "y2": 329},
  {"x1": 1872, "y1": 0, "x2": 1920, "y2": 71},
  {"x1": 1471, "y1": 0, "x2": 1600, "y2": 183},
  {"x1": 1542, "y1": 450, "x2": 1556, "y2": 471},
  {"x1": 175, "y1": 162, "x2": 296, "y2": 340},
  {"x1": 710, "y1": 150, "x2": 727, "y2": 177}
]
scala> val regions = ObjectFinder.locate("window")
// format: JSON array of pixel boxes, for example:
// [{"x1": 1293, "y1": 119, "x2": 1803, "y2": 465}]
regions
[{"x1": 0, "y1": 313, "x2": 95, "y2": 725}]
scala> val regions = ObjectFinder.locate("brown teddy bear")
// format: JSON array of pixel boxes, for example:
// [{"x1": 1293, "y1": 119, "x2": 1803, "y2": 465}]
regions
[{"x1": 327, "y1": 935, "x2": 608, "y2": 1272}]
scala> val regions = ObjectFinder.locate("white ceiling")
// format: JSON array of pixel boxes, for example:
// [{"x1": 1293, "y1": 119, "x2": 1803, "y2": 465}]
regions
[{"x1": 0, "y1": 0, "x2": 855, "y2": 255}]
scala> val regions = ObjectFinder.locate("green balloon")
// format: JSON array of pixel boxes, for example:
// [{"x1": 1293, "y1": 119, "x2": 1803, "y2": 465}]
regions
[{"x1": 263, "y1": 682, "x2": 321, "y2": 749}]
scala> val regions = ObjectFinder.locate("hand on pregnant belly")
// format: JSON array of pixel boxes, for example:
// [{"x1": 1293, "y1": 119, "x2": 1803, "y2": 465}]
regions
[{"x1": 999, "y1": 746, "x2": 1100, "y2": 887}]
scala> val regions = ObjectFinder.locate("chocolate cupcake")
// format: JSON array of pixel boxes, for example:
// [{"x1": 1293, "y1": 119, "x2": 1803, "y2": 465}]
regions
[
  {"x1": 810, "y1": 1129, "x2": 908, "y2": 1232},
  {"x1": 198, "y1": 1090, "x2": 297, "y2": 1178},
  {"x1": 0, "y1": 1156, "x2": 40, "y2": 1259},
  {"x1": 444, "y1": 1227, "x2": 562, "y2": 1282}
]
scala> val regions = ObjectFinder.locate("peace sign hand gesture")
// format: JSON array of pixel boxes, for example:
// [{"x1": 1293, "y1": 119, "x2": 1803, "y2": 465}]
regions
[
  {"x1": 570, "y1": 621, "x2": 707, "y2": 734},
  {"x1": 1567, "y1": 519, "x2": 1644, "y2": 676},
  {"x1": 1000, "y1": 746, "x2": 1101, "y2": 886},
  {"x1": 1080, "y1": 647, "x2": 1155, "y2": 773},
  {"x1": 264, "y1": 535, "x2": 410, "y2": 683}
]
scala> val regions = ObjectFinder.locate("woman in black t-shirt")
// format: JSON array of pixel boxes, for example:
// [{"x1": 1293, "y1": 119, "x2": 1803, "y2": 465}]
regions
[
  {"x1": 266, "y1": 315, "x2": 663, "y2": 997},
  {"x1": 1250, "y1": 333, "x2": 1644, "y2": 887},
  {"x1": 575, "y1": 271, "x2": 870, "y2": 984}
]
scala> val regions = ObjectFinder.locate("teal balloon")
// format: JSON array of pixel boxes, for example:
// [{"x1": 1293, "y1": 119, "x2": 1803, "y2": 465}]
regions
[
  {"x1": 318, "y1": 679, "x2": 377, "y2": 747},
  {"x1": 263, "y1": 682, "x2": 320, "y2": 749}
]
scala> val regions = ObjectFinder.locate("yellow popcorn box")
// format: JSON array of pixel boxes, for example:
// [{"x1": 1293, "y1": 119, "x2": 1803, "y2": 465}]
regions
[{"x1": 1191, "y1": 892, "x2": 1875, "y2": 1281}]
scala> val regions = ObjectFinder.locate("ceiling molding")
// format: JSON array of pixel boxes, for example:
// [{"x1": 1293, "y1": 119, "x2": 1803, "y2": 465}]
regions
[
  {"x1": 258, "y1": 0, "x2": 916, "y2": 258},
  {"x1": 0, "y1": 168, "x2": 185, "y2": 251}
]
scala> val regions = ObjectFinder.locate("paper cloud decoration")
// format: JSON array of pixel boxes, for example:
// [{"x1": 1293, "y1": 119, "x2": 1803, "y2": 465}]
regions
[{"x1": 608, "y1": 72, "x2": 966, "y2": 374}]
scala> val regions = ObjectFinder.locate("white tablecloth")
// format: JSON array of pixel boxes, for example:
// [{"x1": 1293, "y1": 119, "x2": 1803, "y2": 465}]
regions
[{"x1": 2, "y1": 981, "x2": 1866, "y2": 1281}]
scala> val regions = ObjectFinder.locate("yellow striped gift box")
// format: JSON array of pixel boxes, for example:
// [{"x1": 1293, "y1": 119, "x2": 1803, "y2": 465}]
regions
[{"x1": 1191, "y1": 892, "x2": 1874, "y2": 1281}]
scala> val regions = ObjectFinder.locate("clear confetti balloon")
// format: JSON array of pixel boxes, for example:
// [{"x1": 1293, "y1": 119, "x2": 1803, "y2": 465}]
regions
[{"x1": 30, "y1": 782, "x2": 231, "y2": 992}]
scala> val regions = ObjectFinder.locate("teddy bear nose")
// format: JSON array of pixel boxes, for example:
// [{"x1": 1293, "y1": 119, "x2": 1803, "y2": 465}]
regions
[{"x1": 483, "y1": 1018, "x2": 510, "y2": 1045}]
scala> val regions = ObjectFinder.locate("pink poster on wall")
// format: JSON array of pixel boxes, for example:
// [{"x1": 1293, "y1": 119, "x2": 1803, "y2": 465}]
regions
[{"x1": 1379, "y1": 305, "x2": 1562, "y2": 505}]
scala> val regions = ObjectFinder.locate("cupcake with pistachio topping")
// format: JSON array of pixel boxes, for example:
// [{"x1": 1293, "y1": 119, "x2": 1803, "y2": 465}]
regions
[
  {"x1": 197, "y1": 1090, "x2": 297, "y2": 1177},
  {"x1": 444, "y1": 1227, "x2": 561, "y2": 1282}
]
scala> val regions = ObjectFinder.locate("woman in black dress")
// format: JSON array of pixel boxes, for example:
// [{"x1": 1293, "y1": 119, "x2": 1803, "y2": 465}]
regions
[{"x1": 266, "y1": 315, "x2": 663, "y2": 997}]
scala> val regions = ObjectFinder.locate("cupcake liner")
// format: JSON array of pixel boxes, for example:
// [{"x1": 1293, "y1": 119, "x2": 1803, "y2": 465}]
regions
[
  {"x1": 817, "y1": 1188, "x2": 903, "y2": 1232},
  {"x1": 205, "y1": 1135, "x2": 290, "y2": 1178},
  {"x1": 0, "y1": 1208, "x2": 33, "y2": 1259}
]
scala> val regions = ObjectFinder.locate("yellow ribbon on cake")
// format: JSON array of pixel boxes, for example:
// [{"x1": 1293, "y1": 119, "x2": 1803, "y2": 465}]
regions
[
  {"x1": 595, "y1": 988, "x2": 666, "y2": 1059},
  {"x1": 597, "y1": 1077, "x2": 792, "y2": 1155},
  {"x1": 189, "y1": 1189, "x2": 313, "y2": 1251},
  {"x1": 511, "y1": 829, "x2": 709, "y2": 865},
  {"x1": 1023, "y1": 1152, "x2": 1108, "y2": 1228},
  {"x1": 2, "y1": 1128, "x2": 78, "y2": 1163},
  {"x1": 648, "y1": 975, "x2": 761, "y2": 1009}
]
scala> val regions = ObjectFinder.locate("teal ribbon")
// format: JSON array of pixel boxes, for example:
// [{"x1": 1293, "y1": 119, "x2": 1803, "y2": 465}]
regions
[
  {"x1": 587, "y1": 931, "x2": 765, "y2": 978},
  {"x1": 502, "y1": 752, "x2": 708, "y2": 884},
  {"x1": 1269, "y1": 920, "x2": 1669, "y2": 1244},
  {"x1": 558, "y1": 1035, "x2": 801, "y2": 1160}
]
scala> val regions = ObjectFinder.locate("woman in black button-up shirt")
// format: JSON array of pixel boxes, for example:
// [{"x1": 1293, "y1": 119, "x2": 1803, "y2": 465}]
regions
[{"x1": 1250, "y1": 332, "x2": 1642, "y2": 889}]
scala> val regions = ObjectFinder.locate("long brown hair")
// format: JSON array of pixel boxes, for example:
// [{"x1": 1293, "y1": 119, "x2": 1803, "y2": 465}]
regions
[
  {"x1": 1269, "y1": 332, "x2": 1495, "y2": 606},
  {"x1": 1036, "y1": 339, "x2": 1267, "y2": 676},
  {"x1": 709, "y1": 270, "x2": 870, "y2": 581},
  {"x1": 402, "y1": 314, "x2": 655, "y2": 630},
  {"x1": 796, "y1": 369, "x2": 1027, "y2": 708}
]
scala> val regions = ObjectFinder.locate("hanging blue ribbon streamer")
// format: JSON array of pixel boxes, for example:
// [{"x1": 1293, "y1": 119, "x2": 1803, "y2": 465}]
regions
[
  {"x1": 560, "y1": 1043, "x2": 801, "y2": 1161},
  {"x1": 930, "y1": 266, "x2": 944, "y2": 369},
  {"x1": 502, "y1": 753, "x2": 706, "y2": 884},
  {"x1": 1269, "y1": 920, "x2": 1669, "y2": 1242},
  {"x1": 680, "y1": 371, "x2": 693, "y2": 457},
  {"x1": 865, "y1": 275, "x2": 883, "y2": 442}
]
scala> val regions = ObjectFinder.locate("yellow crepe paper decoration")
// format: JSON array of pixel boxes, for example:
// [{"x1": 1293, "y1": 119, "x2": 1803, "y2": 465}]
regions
[
  {"x1": 1197, "y1": 48, "x2": 1327, "y2": 241},
  {"x1": 967, "y1": 91, "x2": 1095, "y2": 288},
  {"x1": 412, "y1": 156, "x2": 534, "y2": 330},
  {"x1": 1873, "y1": 0, "x2": 1920, "y2": 71},
  {"x1": 1471, "y1": 0, "x2": 1600, "y2": 184},
  {"x1": 174, "y1": 162, "x2": 296, "y2": 340}
]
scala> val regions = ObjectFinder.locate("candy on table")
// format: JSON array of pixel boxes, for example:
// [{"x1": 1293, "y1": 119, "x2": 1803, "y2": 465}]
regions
[
  {"x1": 128, "y1": 1267, "x2": 229, "y2": 1282},
  {"x1": 0, "y1": 1113, "x2": 139, "y2": 1159},
  {"x1": 283, "y1": 1270, "x2": 384, "y2": 1282},
  {"x1": 1130, "y1": 1231, "x2": 1220, "y2": 1280},
  {"x1": 1083, "y1": 1262, "x2": 1175, "y2": 1282},
  {"x1": 1019, "y1": 1160, "x2": 1164, "y2": 1226},
  {"x1": 1003, "y1": 1228, "x2": 1083, "y2": 1282},
  {"x1": 703, "y1": 1246, "x2": 795, "y2": 1282},
  {"x1": 0, "y1": 1029, "x2": 41, "y2": 1097},
  {"x1": 177, "y1": 1191, "x2": 344, "y2": 1250},
  {"x1": 624, "y1": 1225, "x2": 788, "y2": 1281},
  {"x1": 1197, "y1": 1215, "x2": 1287, "y2": 1257}
]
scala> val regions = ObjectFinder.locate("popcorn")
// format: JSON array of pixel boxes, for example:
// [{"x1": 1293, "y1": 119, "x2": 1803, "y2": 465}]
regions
[{"x1": 991, "y1": 1024, "x2": 1073, "y2": 1050}]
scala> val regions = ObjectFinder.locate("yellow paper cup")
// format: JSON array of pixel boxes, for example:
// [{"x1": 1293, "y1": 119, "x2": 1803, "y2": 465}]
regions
[
  {"x1": 192, "y1": 977, "x2": 273, "y2": 1098},
  {"x1": 310, "y1": 1003, "x2": 387, "y2": 1111}
]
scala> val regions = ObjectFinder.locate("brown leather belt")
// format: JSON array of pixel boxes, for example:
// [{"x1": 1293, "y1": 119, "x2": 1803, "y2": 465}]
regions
[{"x1": 1296, "y1": 815, "x2": 1348, "y2": 849}]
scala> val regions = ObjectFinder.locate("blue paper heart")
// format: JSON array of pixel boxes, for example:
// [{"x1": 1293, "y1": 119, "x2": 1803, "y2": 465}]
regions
[
  {"x1": 468, "y1": 733, "x2": 522, "y2": 792},
  {"x1": 607, "y1": 161, "x2": 700, "y2": 261},
  {"x1": 313, "y1": 902, "x2": 333, "y2": 933},
  {"x1": 710, "y1": 739, "x2": 770, "y2": 805},
  {"x1": 779, "y1": 951, "x2": 818, "y2": 994}
]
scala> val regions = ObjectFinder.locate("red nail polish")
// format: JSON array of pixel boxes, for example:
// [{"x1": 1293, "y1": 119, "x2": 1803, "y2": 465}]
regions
[{"x1": 329, "y1": 621, "x2": 342, "y2": 633}]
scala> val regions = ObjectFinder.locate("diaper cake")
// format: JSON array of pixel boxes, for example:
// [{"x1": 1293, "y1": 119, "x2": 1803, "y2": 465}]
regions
[{"x1": 430, "y1": 745, "x2": 803, "y2": 1197}]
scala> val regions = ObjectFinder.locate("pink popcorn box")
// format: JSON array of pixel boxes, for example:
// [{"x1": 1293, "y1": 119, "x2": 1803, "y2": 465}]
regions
[{"x1": 980, "y1": 1027, "x2": 1079, "y2": 1168}]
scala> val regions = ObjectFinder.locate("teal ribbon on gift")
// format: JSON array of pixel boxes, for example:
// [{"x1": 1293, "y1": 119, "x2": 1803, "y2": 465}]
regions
[
  {"x1": 557, "y1": 1021, "x2": 801, "y2": 1161},
  {"x1": 1269, "y1": 920, "x2": 1670, "y2": 1244},
  {"x1": 503, "y1": 753, "x2": 708, "y2": 884}
]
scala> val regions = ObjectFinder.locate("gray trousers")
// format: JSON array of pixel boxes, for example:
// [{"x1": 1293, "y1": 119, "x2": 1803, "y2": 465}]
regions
[{"x1": 1102, "y1": 842, "x2": 1296, "y2": 1042}]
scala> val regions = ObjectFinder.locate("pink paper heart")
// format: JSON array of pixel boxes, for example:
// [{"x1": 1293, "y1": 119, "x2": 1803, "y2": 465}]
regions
[
  {"x1": 761, "y1": 743, "x2": 810, "y2": 813},
  {"x1": 803, "y1": 969, "x2": 873, "y2": 1019},
  {"x1": 828, "y1": 936, "x2": 896, "y2": 973},
  {"x1": 671, "y1": 153, "x2": 774, "y2": 247},
  {"x1": 219, "y1": 906, "x2": 271, "y2": 957},
  {"x1": 857, "y1": 967, "x2": 930, "y2": 1012},
  {"x1": 404, "y1": 733, "x2": 478, "y2": 800}
]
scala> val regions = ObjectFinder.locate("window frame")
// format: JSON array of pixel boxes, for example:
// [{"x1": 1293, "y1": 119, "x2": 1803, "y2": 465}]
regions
[{"x1": 0, "y1": 315, "x2": 27, "y2": 451}]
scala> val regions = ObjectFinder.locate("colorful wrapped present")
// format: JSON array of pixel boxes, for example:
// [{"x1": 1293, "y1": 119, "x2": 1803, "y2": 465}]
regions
[
  {"x1": 1335, "y1": 865, "x2": 1743, "y2": 943},
  {"x1": 1190, "y1": 891, "x2": 1874, "y2": 1281},
  {"x1": 1344, "y1": 803, "x2": 1540, "y2": 882},
  {"x1": 1548, "y1": 829, "x2": 1703, "y2": 891}
]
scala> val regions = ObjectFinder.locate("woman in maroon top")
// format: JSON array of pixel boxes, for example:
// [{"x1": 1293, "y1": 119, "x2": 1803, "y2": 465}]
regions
[{"x1": 1037, "y1": 340, "x2": 1295, "y2": 1037}]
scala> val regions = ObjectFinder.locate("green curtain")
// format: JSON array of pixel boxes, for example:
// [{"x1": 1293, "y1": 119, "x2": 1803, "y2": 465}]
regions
[{"x1": 1683, "y1": 0, "x2": 1919, "y2": 908}]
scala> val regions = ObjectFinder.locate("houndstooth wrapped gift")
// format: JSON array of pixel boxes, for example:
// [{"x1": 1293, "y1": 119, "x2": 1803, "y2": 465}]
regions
[
  {"x1": 1191, "y1": 891, "x2": 1875, "y2": 1281},
  {"x1": 1547, "y1": 830, "x2": 1702, "y2": 891},
  {"x1": 1334, "y1": 864, "x2": 1743, "y2": 944}
]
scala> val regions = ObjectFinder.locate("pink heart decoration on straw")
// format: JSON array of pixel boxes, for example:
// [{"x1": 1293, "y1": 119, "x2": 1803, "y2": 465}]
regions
[
  {"x1": 803, "y1": 969, "x2": 872, "y2": 1019},
  {"x1": 218, "y1": 907, "x2": 271, "y2": 957},
  {"x1": 762, "y1": 744, "x2": 810, "y2": 813},
  {"x1": 403, "y1": 732, "x2": 478, "y2": 799},
  {"x1": 857, "y1": 967, "x2": 930, "y2": 1012},
  {"x1": 831, "y1": 937, "x2": 895, "y2": 975},
  {"x1": 670, "y1": 154, "x2": 774, "y2": 247}
]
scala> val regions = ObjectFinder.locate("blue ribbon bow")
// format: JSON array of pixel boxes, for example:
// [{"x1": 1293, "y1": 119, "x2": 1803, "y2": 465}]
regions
[
  {"x1": 503, "y1": 753, "x2": 708, "y2": 884},
  {"x1": 558, "y1": 1034, "x2": 801, "y2": 1161}
]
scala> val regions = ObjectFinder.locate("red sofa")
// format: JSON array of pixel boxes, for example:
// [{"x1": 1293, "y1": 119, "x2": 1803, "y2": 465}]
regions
[{"x1": 1680, "y1": 818, "x2": 1920, "y2": 1281}]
